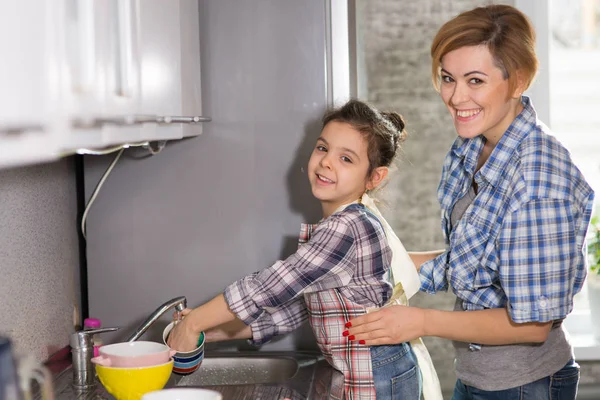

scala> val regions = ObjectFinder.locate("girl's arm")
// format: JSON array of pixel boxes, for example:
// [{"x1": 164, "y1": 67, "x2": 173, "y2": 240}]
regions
[
  {"x1": 168, "y1": 294, "x2": 237, "y2": 351},
  {"x1": 186, "y1": 294, "x2": 236, "y2": 333},
  {"x1": 346, "y1": 305, "x2": 552, "y2": 346},
  {"x1": 204, "y1": 319, "x2": 253, "y2": 342}
]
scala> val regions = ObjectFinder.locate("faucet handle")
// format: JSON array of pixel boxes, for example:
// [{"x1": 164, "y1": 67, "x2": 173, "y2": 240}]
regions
[{"x1": 70, "y1": 327, "x2": 119, "y2": 350}]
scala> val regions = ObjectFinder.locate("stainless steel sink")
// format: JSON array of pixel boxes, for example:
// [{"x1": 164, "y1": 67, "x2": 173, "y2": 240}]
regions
[
  {"x1": 175, "y1": 354, "x2": 300, "y2": 386},
  {"x1": 168, "y1": 351, "x2": 345, "y2": 399}
]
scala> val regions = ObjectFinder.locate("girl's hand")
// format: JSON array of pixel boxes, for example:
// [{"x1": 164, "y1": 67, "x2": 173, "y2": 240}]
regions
[
  {"x1": 167, "y1": 315, "x2": 201, "y2": 352},
  {"x1": 345, "y1": 305, "x2": 427, "y2": 345},
  {"x1": 172, "y1": 307, "x2": 192, "y2": 320}
]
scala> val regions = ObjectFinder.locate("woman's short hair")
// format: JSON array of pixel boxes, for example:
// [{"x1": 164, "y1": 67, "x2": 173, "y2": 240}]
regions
[{"x1": 430, "y1": 5, "x2": 538, "y2": 94}]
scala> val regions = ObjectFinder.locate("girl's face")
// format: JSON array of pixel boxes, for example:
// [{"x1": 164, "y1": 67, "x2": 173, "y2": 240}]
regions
[
  {"x1": 439, "y1": 45, "x2": 523, "y2": 145},
  {"x1": 308, "y1": 121, "x2": 384, "y2": 217}
]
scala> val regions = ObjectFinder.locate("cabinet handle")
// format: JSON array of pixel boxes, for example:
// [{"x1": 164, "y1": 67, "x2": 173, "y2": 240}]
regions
[
  {"x1": 72, "y1": 115, "x2": 153, "y2": 128},
  {"x1": 157, "y1": 116, "x2": 212, "y2": 124},
  {"x1": 0, "y1": 125, "x2": 44, "y2": 135},
  {"x1": 72, "y1": 115, "x2": 211, "y2": 129}
]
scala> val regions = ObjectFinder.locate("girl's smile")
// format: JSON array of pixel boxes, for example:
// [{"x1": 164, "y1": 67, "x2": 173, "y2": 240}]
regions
[{"x1": 315, "y1": 173, "x2": 335, "y2": 185}]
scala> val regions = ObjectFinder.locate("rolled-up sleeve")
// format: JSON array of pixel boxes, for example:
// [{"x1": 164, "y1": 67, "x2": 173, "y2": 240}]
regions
[
  {"x1": 224, "y1": 217, "x2": 356, "y2": 325},
  {"x1": 499, "y1": 198, "x2": 582, "y2": 323},
  {"x1": 419, "y1": 251, "x2": 450, "y2": 294},
  {"x1": 247, "y1": 297, "x2": 309, "y2": 345}
]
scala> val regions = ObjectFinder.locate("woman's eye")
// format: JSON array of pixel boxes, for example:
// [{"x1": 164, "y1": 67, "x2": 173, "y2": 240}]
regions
[
  {"x1": 316, "y1": 145, "x2": 327, "y2": 152},
  {"x1": 441, "y1": 75, "x2": 453, "y2": 83},
  {"x1": 469, "y1": 78, "x2": 483, "y2": 85},
  {"x1": 341, "y1": 156, "x2": 352, "y2": 163}
]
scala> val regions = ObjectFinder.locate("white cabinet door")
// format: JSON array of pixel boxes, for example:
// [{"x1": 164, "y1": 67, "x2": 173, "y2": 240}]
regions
[
  {"x1": 180, "y1": 0, "x2": 205, "y2": 138},
  {"x1": 61, "y1": 0, "x2": 144, "y2": 150},
  {"x1": 137, "y1": 0, "x2": 183, "y2": 141},
  {"x1": 0, "y1": 1, "x2": 61, "y2": 168},
  {"x1": 59, "y1": 0, "x2": 111, "y2": 150},
  {"x1": 101, "y1": 0, "x2": 144, "y2": 146}
]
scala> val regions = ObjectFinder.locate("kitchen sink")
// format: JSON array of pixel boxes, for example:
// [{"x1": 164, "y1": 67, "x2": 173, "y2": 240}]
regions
[
  {"x1": 168, "y1": 351, "x2": 345, "y2": 399},
  {"x1": 174, "y1": 354, "x2": 300, "y2": 386}
]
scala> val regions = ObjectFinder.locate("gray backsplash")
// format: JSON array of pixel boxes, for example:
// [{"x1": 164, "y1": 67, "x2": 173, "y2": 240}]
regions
[
  {"x1": 358, "y1": 0, "x2": 600, "y2": 396},
  {"x1": 0, "y1": 159, "x2": 80, "y2": 360}
]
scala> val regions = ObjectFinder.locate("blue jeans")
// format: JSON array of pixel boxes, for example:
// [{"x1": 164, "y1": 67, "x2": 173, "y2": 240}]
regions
[
  {"x1": 371, "y1": 342, "x2": 422, "y2": 399},
  {"x1": 452, "y1": 359, "x2": 580, "y2": 400}
]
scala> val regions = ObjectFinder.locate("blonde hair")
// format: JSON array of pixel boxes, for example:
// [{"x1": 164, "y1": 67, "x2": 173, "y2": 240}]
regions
[{"x1": 430, "y1": 5, "x2": 538, "y2": 94}]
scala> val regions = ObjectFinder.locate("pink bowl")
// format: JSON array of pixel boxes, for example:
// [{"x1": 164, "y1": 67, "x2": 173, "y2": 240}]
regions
[{"x1": 91, "y1": 341, "x2": 175, "y2": 368}]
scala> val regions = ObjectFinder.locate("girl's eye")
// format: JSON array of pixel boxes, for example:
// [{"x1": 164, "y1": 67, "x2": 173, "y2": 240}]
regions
[
  {"x1": 469, "y1": 78, "x2": 483, "y2": 85},
  {"x1": 316, "y1": 145, "x2": 327, "y2": 152},
  {"x1": 441, "y1": 75, "x2": 454, "y2": 83},
  {"x1": 341, "y1": 156, "x2": 352, "y2": 163}
]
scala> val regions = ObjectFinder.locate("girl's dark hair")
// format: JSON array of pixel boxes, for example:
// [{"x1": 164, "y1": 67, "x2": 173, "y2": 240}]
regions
[{"x1": 322, "y1": 99, "x2": 407, "y2": 175}]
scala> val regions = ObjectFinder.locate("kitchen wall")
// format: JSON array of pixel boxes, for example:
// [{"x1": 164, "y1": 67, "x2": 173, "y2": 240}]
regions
[
  {"x1": 0, "y1": 159, "x2": 79, "y2": 360},
  {"x1": 357, "y1": 0, "x2": 600, "y2": 397}
]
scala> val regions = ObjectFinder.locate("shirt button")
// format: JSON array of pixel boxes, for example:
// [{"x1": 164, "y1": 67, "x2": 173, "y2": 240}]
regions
[{"x1": 539, "y1": 297, "x2": 548, "y2": 308}]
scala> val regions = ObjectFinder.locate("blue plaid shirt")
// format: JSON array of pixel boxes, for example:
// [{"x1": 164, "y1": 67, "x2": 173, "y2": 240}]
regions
[{"x1": 420, "y1": 96, "x2": 595, "y2": 323}]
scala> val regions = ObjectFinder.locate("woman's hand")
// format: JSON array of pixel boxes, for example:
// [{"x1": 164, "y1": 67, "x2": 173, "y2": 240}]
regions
[
  {"x1": 167, "y1": 311, "x2": 202, "y2": 352},
  {"x1": 345, "y1": 305, "x2": 427, "y2": 345}
]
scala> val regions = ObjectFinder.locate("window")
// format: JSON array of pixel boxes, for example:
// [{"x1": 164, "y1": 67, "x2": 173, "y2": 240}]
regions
[{"x1": 549, "y1": 0, "x2": 600, "y2": 360}]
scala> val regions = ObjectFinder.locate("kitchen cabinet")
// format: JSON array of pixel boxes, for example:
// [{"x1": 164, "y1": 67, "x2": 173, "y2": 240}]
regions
[
  {"x1": 0, "y1": 0, "x2": 206, "y2": 169},
  {"x1": 0, "y1": 1, "x2": 63, "y2": 168}
]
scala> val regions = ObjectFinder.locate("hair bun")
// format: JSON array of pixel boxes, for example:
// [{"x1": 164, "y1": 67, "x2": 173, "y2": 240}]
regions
[{"x1": 382, "y1": 111, "x2": 407, "y2": 146}]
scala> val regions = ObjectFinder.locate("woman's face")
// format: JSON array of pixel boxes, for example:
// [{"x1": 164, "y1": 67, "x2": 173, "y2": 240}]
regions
[{"x1": 439, "y1": 45, "x2": 522, "y2": 144}]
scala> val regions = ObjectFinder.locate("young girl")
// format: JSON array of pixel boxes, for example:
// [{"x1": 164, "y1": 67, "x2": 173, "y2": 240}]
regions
[{"x1": 168, "y1": 99, "x2": 442, "y2": 399}]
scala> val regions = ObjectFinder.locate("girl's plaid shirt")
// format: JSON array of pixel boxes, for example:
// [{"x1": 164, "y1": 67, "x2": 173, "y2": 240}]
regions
[{"x1": 224, "y1": 204, "x2": 394, "y2": 398}]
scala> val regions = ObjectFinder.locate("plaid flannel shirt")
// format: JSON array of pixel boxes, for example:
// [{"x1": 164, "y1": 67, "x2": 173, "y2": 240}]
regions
[
  {"x1": 224, "y1": 204, "x2": 393, "y2": 399},
  {"x1": 420, "y1": 96, "x2": 595, "y2": 323}
]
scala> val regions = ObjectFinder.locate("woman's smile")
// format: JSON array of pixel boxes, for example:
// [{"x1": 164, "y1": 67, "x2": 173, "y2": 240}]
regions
[{"x1": 455, "y1": 108, "x2": 482, "y2": 122}]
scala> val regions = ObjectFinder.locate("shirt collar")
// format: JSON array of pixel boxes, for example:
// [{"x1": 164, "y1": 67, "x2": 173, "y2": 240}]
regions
[{"x1": 451, "y1": 96, "x2": 537, "y2": 188}]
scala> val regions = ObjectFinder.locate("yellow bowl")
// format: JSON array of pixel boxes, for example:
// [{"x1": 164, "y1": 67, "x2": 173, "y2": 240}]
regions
[{"x1": 96, "y1": 359, "x2": 173, "y2": 400}]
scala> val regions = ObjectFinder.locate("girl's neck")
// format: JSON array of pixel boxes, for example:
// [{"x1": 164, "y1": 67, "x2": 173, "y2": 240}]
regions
[{"x1": 321, "y1": 197, "x2": 362, "y2": 219}]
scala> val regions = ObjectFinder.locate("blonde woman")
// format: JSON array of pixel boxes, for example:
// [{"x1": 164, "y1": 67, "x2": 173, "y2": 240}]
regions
[{"x1": 345, "y1": 5, "x2": 595, "y2": 399}]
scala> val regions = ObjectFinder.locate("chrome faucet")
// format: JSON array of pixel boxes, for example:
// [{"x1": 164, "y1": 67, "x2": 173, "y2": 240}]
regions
[
  {"x1": 126, "y1": 296, "x2": 187, "y2": 342},
  {"x1": 70, "y1": 327, "x2": 119, "y2": 393}
]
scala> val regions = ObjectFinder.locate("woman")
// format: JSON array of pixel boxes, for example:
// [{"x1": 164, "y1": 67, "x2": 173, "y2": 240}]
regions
[{"x1": 344, "y1": 5, "x2": 595, "y2": 399}]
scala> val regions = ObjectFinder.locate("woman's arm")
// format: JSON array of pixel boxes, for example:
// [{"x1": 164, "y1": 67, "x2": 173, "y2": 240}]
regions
[
  {"x1": 408, "y1": 250, "x2": 445, "y2": 272},
  {"x1": 346, "y1": 305, "x2": 552, "y2": 346}
]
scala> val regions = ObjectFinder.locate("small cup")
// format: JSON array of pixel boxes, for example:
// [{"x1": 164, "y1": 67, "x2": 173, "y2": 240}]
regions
[{"x1": 162, "y1": 321, "x2": 205, "y2": 375}]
